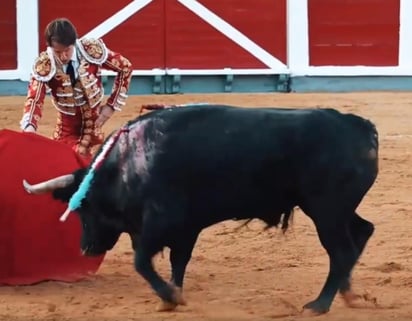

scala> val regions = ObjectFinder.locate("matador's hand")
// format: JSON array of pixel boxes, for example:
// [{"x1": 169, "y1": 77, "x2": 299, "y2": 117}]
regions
[{"x1": 95, "y1": 105, "x2": 114, "y2": 128}]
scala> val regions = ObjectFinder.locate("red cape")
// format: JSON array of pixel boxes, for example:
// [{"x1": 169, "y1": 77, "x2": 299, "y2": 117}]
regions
[{"x1": 0, "y1": 129, "x2": 104, "y2": 285}]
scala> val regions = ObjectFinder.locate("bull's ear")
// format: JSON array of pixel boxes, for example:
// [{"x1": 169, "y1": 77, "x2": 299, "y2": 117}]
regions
[{"x1": 52, "y1": 168, "x2": 87, "y2": 203}]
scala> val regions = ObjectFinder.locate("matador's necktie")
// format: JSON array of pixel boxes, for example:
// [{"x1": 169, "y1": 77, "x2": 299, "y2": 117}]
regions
[{"x1": 66, "y1": 60, "x2": 76, "y2": 86}]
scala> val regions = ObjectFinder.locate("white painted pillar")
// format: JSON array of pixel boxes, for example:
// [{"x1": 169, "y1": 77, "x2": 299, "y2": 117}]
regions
[
  {"x1": 398, "y1": 0, "x2": 412, "y2": 68},
  {"x1": 286, "y1": 0, "x2": 309, "y2": 76},
  {"x1": 16, "y1": 0, "x2": 39, "y2": 81}
]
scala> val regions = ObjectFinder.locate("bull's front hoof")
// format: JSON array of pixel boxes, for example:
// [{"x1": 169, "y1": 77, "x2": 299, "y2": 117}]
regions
[
  {"x1": 341, "y1": 290, "x2": 362, "y2": 308},
  {"x1": 156, "y1": 300, "x2": 178, "y2": 312},
  {"x1": 301, "y1": 308, "x2": 327, "y2": 317},
  {"x1": 155, "y1": 285, "x2": 187, "y2": 312},
  {"x1": 341, "y1": 290, "x2": 378, "y2": 309},
  {"x1": 173, "y1": 287, "x2": 187, "y2": 306},
  {"x1": 301, "y1": 301, "x2": 329, "y2": 317}
]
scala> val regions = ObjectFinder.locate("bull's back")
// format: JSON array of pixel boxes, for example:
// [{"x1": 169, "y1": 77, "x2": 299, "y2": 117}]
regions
[
  {"x1": 149, "y1": 105, "x2": 306, "y2": 176},
  {"x1": 149, "y1": 105, "x2": 376, "y2": 171}
]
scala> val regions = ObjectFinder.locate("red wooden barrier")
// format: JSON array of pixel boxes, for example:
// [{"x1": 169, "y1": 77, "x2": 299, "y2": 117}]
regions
[
  {"x1": 0, "y1": 0, "x2": 17, "y2": 69},
  {"x1": 308, "y1": 0, "x2": 400, "y2": 66}
]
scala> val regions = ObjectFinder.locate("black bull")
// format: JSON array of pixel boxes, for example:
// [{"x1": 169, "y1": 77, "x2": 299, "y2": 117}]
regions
[{"x1": 23, "y1": 104, "x2": 379, "y2": 315}]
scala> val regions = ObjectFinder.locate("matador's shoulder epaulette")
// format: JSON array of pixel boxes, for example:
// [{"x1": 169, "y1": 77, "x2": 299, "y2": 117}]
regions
[
  {"x1": 32, "y1": 49, "x2": 56, "y2": 82},
  {"x1": 76, "y1": 38, "x2": 109, "y2": 65}
]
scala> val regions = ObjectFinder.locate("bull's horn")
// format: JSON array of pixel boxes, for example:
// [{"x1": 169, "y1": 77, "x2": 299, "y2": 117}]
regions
[
  {"x1": 22, "y1": 174, "x2": 75, "y2": 194},
  {"x1": 60, "y1": 206, "x2": 72, "y2": 222}
]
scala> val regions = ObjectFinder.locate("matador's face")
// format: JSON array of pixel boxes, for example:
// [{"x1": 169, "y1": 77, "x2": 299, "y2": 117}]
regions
[{"x1": 51, "y1": 41, "x2": 74, "y2": 65}]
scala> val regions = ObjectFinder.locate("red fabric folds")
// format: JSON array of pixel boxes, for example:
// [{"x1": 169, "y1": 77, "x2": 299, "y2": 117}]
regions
[{"x1": 0, "y1": 129, "x2": 104, "y2": 285}]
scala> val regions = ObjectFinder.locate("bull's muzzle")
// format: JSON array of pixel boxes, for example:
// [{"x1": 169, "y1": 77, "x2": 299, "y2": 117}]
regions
[{"x1": 22, "y1": 174, "x2": 74, "y2": 194}]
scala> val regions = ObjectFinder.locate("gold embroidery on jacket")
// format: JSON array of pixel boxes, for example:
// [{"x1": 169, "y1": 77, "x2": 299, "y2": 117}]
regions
[
  {"x1": 32, "y1": 48, "x2": 57, "y2": 82},
  {"x1": 77, "y1": 59, "x2": 104, "y2": 108},
  {"x1": 76, "y1": 38, "x2": 108, "y2": 64}
]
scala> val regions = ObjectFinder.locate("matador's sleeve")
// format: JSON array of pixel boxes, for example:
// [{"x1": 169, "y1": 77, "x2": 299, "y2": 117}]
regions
[
  {"x1": 20, "y1": 51, "x2": 55, "y2": 131},
  {"x1": 78, "y1": 38, "x2": 133, "y2": 111}
]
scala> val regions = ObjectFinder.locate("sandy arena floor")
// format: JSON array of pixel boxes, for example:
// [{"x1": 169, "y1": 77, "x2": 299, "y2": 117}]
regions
[{"x1": 0, "y1": 92, "x2": 411, "y2": 321}]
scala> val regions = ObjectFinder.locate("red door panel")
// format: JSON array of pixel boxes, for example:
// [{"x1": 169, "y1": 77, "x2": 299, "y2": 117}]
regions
[
  {"x1": 308, "y1": 0, "x2": 400, "y2": 66},
  {"x1": 0, "y1": 0, "x2": 17, "y2": 69}
]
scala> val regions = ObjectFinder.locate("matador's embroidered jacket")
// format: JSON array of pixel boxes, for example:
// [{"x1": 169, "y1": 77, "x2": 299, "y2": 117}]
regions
[{"x1": 20, "y1": 38, "x2": 132, "y2": 158}]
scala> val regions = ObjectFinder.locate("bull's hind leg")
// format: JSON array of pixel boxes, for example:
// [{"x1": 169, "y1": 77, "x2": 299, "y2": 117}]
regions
[
  {"x1": 300, "y1": 209, "x2": 360, "y2": 315},
  {"x1": 339, "y1": 213, "x2": 374, "y2": 307}
]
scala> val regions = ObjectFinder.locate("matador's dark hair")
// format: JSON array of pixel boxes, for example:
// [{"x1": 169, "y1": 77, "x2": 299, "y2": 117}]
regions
[{"x1": 44, "y1": 18, "x2": 78, "y2": 47}]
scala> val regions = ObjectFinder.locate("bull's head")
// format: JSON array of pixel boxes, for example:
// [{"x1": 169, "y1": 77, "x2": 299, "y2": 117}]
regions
[{"x1": 22, "y1": 168, "x2": 122, "y2": 256}]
